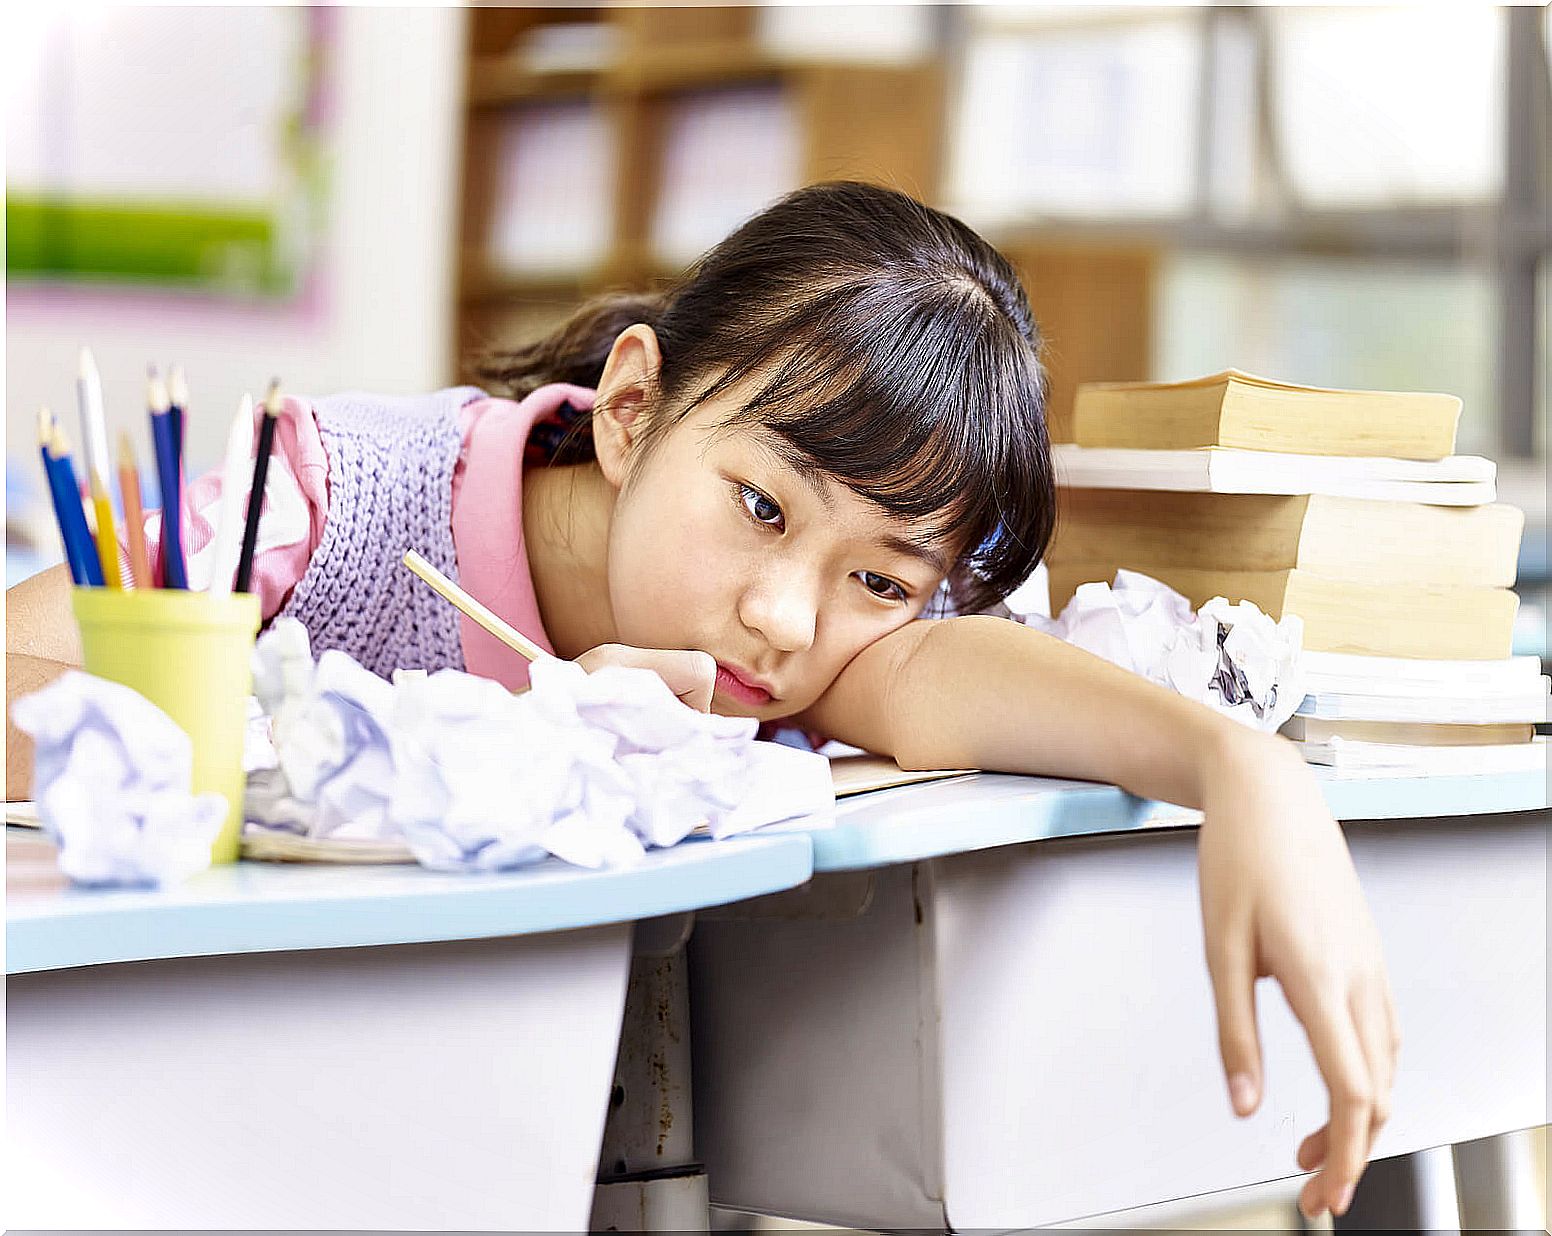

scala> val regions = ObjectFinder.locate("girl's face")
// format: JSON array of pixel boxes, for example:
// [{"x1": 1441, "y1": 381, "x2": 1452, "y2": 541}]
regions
[{"x1": 603, "y1": 396, "x2": 955, "y2": 722}]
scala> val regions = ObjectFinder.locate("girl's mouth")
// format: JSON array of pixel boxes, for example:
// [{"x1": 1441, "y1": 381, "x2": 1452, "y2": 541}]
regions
[{"x1": 715, "y1": 662, "x2": 773, "y2": 707}]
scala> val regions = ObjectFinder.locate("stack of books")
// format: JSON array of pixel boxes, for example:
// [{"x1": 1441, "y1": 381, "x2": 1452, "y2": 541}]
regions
[{"x1": 1048, "y1": 370, "x2": 1548, "y2": 773}]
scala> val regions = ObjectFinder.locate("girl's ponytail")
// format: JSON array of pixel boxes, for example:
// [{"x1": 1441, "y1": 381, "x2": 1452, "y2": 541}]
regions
[{"x1": 471, "y1": 290, "x2": 671, "y2": 398}]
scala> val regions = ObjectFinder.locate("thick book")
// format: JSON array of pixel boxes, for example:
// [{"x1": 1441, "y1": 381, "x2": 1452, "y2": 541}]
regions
[
  {"x1": 1045, "y1": 564, "x2": 1519, "y2": 660},
  {"x1": 1072, "y1": 370, "x2": 1461, "y2": 459},
  {"x1": 1281, "y1": 716, "x2": 1536, "y2": 746},
  {"x1": 1293, "y1": 736, "x2": 1547, "y2": 774},
  {"x1": 1049, "y1": 490, "x2": 1523, "y2": 588},
  {"x1": 1295, "y1": 686, "x2": 1550, "y2": 725},
  {"x1": 1298, "y1": 650, "x2": 1545, "y2": 695},
  {"x1": 1051, "y1": 444, "x2": 1495, "y2": 504}
]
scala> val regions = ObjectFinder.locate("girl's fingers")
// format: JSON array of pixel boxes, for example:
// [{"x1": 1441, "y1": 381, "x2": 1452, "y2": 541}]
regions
[
  {"x1": 1202, "y1": 926, "x2": 1263, "y2": 1117},
  {"x1": 1286, "y1": 981, "x2": 1378, "y2": 1218},
  {"x1": 575, "y1": 644, "x2": 718, "y2": 712},
  {"x1": 656, "y1": 649, "x2": 716, "y2": 712},
  {"x1": 1297, "y1": 1125, "x2": 1329, "y2": 1173},
  {"x1": 1351, "y1": 979, "x2": 1397, "y2": 1141},
  {"x1": 1297, "y1": 987, "x2": 1396, "y2": 1180}
]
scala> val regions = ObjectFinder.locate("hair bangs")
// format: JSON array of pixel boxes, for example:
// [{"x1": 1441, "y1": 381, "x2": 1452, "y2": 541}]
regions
[{"x1": 684, "y1": 277, "x2": 1054, "y2": 612}]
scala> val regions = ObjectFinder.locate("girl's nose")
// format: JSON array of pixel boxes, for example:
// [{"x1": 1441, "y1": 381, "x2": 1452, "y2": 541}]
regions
[{"x1": 738, "y1": 572, "x2": 818, "y2": 654}]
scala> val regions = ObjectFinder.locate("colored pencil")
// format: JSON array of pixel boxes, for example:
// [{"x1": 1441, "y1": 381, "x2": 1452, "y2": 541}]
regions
[
  {"x1": 75, "y1": 348, "x2": 123, "y2": 589},
  {"x1": 43, "y1": 421, "x2": 105, "y2": 587},
  {"x1": 402, "y1": 549, "x2": 550, "y2": 663},
  {"x1": 148, "y1": 367, "x2": 188, "y2": 589},
  {"x1": 167, "y1": 364, "x2": 188, "y2": 479},
  {"x1": 38, "y1": 409, "x2": 94, "y2": 586},
  {"x1": 75, "y1": 348, "x2": 112, "y2": 484},
  {"x1": 117, "y1": 431, "x2": 153, "y2": 589},
  {"x1": 208, "y1": 394, "x2": 255, "y2": 596},
  {"x1": 235, "y1": 379, "x2": 281, "y2": 594}
]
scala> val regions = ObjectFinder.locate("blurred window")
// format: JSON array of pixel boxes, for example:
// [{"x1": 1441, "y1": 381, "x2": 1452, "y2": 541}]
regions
[
  {"x1": 1156, "y1": 254, "x2": 1499, "y2": 456},
  {"x1": 947, "y1": 13, "x2": 1200, "y2": 223},
  {"x1": 952, "y1": 5, "x2": 1544, "y2": 461},
  {"x1": 1270, "y1": 7, "x2": 1504, "y2": 206}
]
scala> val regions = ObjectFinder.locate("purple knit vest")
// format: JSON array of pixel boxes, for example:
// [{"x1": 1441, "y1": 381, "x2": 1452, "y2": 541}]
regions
[{"x1": 277, "y1": 387, "x2": 485, "y2": 678}]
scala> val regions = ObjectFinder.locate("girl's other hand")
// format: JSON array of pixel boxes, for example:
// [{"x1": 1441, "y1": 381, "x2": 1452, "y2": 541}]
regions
[
  {"x1": 1197, "y1": 730, "x2": 1399, "y2": 1223},
  {"x1": 574, "y1": 643, "x2": 716, "y2": 712}
]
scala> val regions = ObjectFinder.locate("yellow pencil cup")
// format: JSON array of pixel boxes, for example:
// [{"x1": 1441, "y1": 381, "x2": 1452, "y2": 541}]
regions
[{"x1": 71, "y1": 588, "x2": 261, "y2": 865}]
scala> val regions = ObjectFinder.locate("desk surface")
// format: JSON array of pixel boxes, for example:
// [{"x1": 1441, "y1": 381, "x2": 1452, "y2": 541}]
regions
[
  {"x1": 805, "y1": 759, "x2": 1551, "y2": 872},
  {"x1": 12, "y1": 756, "x2": 1545, "y2": 968},
  {"x1": 5, "y1": 829, "x2": 812, "y2": 975}
]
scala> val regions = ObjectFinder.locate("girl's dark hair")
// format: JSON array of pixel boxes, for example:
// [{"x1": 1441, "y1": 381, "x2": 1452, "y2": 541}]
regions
[{"x1": 473, "y1": 180, "x2": 1054, "y2": 613}]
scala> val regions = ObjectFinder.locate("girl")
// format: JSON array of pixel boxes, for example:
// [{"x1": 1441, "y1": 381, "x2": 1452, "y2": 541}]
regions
[{"x1": 6, "y1": 182, "x2": 1393, "y2": 1221}]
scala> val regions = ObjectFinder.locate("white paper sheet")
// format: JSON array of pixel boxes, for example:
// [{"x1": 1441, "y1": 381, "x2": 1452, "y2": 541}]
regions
[
  {"x1": 11, "y1": 672, "x2": 226, "y2": 887},
  {"x1": 1019, "y1": 569, "x2": 1305, "y2": 732},
  {"x1": 247, "y1": 620, "x2": 834, "y2": 871}
]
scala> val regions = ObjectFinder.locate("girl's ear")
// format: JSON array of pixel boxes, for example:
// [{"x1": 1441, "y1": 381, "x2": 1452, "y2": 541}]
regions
[{"x1": 593, "y1": 324, "x2": 663, "y2": 489}]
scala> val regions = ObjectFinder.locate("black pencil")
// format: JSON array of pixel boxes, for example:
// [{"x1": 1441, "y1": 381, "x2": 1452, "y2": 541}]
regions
[{"x1": 234, "y1": 379, "x2": 281, "y2": 594}]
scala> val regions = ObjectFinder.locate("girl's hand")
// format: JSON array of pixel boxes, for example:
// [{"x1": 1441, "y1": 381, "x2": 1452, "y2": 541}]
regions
[
  {"x1": 1197, "y1": 730, "x2": 1399, "y2": 1223},
  {"x1": 574, "y1": 643, "x2": 717, "y2": 712}
]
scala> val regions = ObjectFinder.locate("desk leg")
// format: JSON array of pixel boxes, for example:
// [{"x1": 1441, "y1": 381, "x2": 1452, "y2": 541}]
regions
[
  {"x1": 1453, "y1": 1128, "x2": 1546, "y2": 1231},
  {"x1": 1333, "y1": 1145, "x2": 1460, "y2": 1234},
  {"x1": 592, "y1": 915, "x2": 711, "y2": 1232}
]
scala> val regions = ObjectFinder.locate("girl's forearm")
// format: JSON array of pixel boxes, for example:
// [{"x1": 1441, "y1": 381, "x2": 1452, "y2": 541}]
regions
[{"x1": 873, "y1": 614, "x2": 1266, "y2": 810}]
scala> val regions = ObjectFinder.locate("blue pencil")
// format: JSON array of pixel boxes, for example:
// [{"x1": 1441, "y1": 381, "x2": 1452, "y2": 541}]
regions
[
  {"x1": 168, "y1": 363, "x2": 187, "y2": 491},
  {"x1": 148, "y1": 367, "x2": 188, "y2": 589},
  {"x1": 39, "y1": 411, "x2": 104, "y2": 587}
]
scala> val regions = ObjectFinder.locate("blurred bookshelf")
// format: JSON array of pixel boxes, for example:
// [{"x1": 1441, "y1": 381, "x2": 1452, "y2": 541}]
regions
[
  {"x1": 947, "y1": 4, "x2": 1548, "y2": 461},
  {"x1": 452, "y1": 6, "x2": 945, "y2": 382}
]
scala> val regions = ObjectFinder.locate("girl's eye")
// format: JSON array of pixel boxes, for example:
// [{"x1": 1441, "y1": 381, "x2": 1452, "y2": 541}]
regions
[
  {"x1": 857, "y1": 571, "x2": 908, "y2": 603},
  {"x1": 738, "y1": 484, "x2": 785, "y2": 530}
]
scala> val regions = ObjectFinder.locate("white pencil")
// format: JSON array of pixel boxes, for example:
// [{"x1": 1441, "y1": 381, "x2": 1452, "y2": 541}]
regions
[
  {"x1": 207, "y1": 394, "x2": 255, "y2": 595},
  {"x1": 402, "y1": 549, "x2": 550, "y2": 663},
  {"x1": 75, "y1": 346, "x2": 112, "y2": 483},
  {"x1": 76, "y1": 347, "x2": 124, "y2": 589}
]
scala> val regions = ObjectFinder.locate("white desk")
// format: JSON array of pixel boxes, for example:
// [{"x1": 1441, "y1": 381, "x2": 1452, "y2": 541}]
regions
[
  {"x1": 689, "y1": 765, "x2": 1549, "y2": 1230},
  {"x1": 6, "y1": 828, "x2": 812, "y2": 1230}
]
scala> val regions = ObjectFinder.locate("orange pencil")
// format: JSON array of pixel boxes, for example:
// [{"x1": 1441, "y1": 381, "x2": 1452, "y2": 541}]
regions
[{"x1": 117, "y1": 431, "x2": 153, "y2": 589}]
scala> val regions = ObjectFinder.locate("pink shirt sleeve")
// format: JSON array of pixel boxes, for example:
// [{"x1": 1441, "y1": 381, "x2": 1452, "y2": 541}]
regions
[
  {"x1": 126, "y1": 395, "x2": 329, "y2": 621},
  {"x1": 450, "y1": 384, "x2": 597, "y2": 689}
]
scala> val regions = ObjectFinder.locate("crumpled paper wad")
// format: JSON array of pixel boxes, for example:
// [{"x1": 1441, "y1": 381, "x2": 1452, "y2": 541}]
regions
[
  {"x1": 246, "y1": 618, "x2": 833, "y2": 872},
  {"x1": 1021, "y1": 569, "x2": 1305, "y2": 731},
  {"x1": 11, "y1": 672, "x2": 226, "y2": 887}
]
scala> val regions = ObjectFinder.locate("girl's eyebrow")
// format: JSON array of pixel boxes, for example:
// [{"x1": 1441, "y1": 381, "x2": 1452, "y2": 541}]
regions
[
  {"x1": 744, "y1": 430, "x2": 950, "y2": 574},
  {"x1": 876, "y1": 531, "x2": 950, "y2": 577}
]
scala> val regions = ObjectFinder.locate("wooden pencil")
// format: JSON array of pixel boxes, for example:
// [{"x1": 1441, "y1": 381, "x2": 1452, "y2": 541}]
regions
[
  {"x1": 167, "y1": 364, "x2": 188, "y2": 477},
  {"x1": 208, "y1": 394, "x2": 255, "y2": 596},
  {"x1": 45, "y1": 422, "x2": 105, "y2": 587},
  {"x1": 402, "y1": 549, "x2": 550, "y2": 663},
  {"x1": 76, "y1": 348, "x2": 123, "y2": 589},
  {"x1": 117, "y1": 431, "x2": 153, "y2": 589},
  {"x1": 148, "y1": 367, "x2": 187, "y2": 589},
  {"x1": 235, "y1": 379, "x2": 281, "y2": 594},
  {"x1": 38, "y1": 408, "x2": 93, "y2": 586}
]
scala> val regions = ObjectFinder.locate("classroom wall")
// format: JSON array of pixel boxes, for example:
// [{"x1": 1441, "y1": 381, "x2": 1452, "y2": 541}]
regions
[{"x1": 4, "y1": 6, "x2": 468, "y2": 477}]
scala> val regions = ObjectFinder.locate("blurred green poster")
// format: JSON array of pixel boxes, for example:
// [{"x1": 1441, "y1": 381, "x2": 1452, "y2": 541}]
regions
[{"x1": 5, "y1": 7, "x2": 329, "y2": 299}]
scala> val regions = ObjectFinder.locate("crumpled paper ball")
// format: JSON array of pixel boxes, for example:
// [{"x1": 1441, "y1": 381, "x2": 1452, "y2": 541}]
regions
[
  {"x1": 1022, "y1": 569, "x2": 1305, "y2": 732},
  {"x1": 11, "y1": 671, "x2": 226, "y2": 887},
  {"x1": 246, "y1": 619, "x2": 832, "y2": 871}
]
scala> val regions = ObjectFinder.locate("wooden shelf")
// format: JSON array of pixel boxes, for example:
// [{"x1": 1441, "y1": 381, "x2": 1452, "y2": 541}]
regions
[
  {"x1": 459, "y1": 248, "x2": 690, "y2": 305},
  {"x1": 467, "y1": 61, "x2": 602, "y2": 105},
  {"x1": 468, "y1": 43, "x2": 794, "y2": 108},
  {"x1": 452, "y1": 7, "x2": 949, "y2": 385}
]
